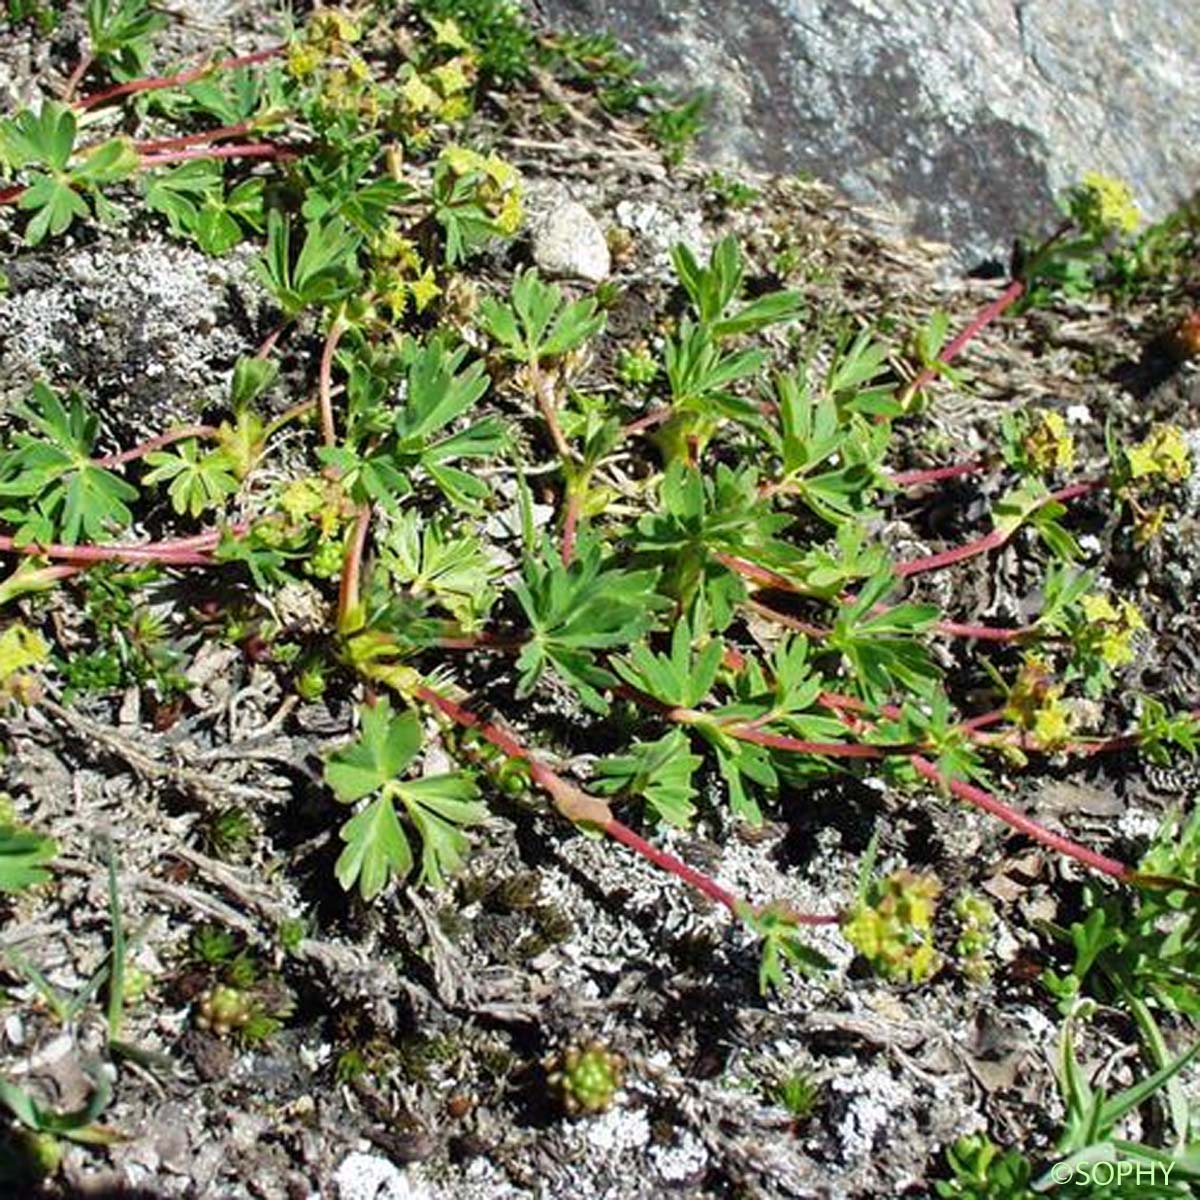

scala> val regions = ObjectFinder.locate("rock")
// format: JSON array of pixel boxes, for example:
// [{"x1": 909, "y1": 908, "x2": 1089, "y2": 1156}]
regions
[
  {"x1": 532, "y1": 200, "x2": 612, "y2": 282},
  {"x1": 538, "y1": 0, "x2": 1200, "y2": 267}
]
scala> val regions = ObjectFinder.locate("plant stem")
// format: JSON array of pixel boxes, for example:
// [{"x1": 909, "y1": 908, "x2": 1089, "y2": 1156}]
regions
[
  {"x1": 92, "y1": 424, "x2": 218, "y2": 468},
  {"x1": 560, "y1": 486, "x2": 583, "y2": 566},
  {"x1": 890, "y1": 460, "x2": 987, "y2": 488},
  {"x1": 75, "y1": 44, "x2": 286, "y2": 111},
  {"x1": 133, "y1": 120, "x2": 260, "y2": 154},
  {"x1": 529, "y1": 363, "x2": 575, "y2": 463},
  {"x1": 337, "y1": 504, "x2": 372, "y2": 633},
  {"x1": 903, "y1": 278, "x2": 1026, "y2": 401},
  {"x1": 908, "y1": 754, "x2": 1132, "y2": 880},
  {"x1": 138, "y1": 143, "x2": 290, "y2": 168},
  {"x1": 414, "y1": 682, "x2": 840, "y2": 926},
  {"x1": 319, "y1": 312, "x2": 349, "y2": 448},
  {"x1": 894, "y1": 478, "x2": 1104, "y2": 579},
  {"x1": 261, "y1": 398, "x2": 315, "y2": 441},
  {"x1": 0, "y1": 533, "x2": 216, "y2": 566},
  {"x1": 61, "y1": 52, "x2": 95, "y2": 101}
]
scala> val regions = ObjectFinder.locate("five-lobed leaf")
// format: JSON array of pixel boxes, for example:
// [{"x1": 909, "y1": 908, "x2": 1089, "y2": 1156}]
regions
[{"x1": 326, "y1": 699, "x2": 422, "y2": 803}]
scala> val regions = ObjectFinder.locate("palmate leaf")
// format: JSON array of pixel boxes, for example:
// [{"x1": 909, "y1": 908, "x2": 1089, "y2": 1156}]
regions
[
  {"x1": 255, "y1": 210, "x2": 361, "y2": 316},
  {"x1": 335, "y1": 794, "x2": 412, "y2": 901},
  {"x1": 478, "y1": 269, "x2": 606, "y2": 364},
  {"x1": 326, "y1": 699, "x2": 422, "y2": 803},
  {"x1": 18, "y1": 173, "x2": 89, "y2": 245},
  {"x1": 326, "y1": 700, "x2": 484, "y2": 898},
  {"x1": 0, "y1": 383, "x2": 137, "y2": 544},
  {"x1": 514, "y1": 534, "x2": 667, "y2": 712},
  {"x1": 671, "y1": 235, "x2": 802, "y2": 337},
  {"x1": 143, "y1": 441, "x2": 239, "y2": 518},
  {"x1": 0, "y1": 100, "x2": 76, "y2": 172},
  {"x1": 828, "y1": 572, "x2": 940, "y2": 704},
  {"x1": 396, "y1": 775, "x2": 486, "y2": 890},
  {"x1": 611, "y1": 616, "x2": 724, "y2": 709},
  {"x1": 395, "y1": 338, "x2": 491, "y2": 445},
  {"x1": 381, "y1": 510, "x2": 498, "y2": 627},
  {"x1": 592, "y1": 728, "x2": 701, "y2": 828}
]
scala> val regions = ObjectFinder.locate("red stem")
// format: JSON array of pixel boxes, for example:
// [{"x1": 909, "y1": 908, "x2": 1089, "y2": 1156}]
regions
[
  {"x1": 621, "y1": 406, "x2": 672, "y2": 439},
  {"x1": 92, "y1": 424, "x2": 217, "y2": 468},
  {"x1": 415, "y1": 683, "x2": 840, "y2": 926},
  {"x1": 908, "y1": 754, "x2": 1131, "y2": 880},
  {"x1": 0, "y1": 533, "x2": 215, "y2": 566},
  {"x1": 138, "y1": 143, "x2": 290, "y2": 168},
  {"x1": 133, "y1": 120, "x2": 259, "y2": 153},
  {"x1": 561, "y1": 489, "x2": 582, "y2": 566},
  {"x1": 890, "y1": 461, "x2": 987, "y2": 488},
  {"x1": 61, "y1": 52, "x2": 95, "y2": 101},
  {"x1": 905, "y1": 279, "x2": 1026, "y2": 397},
  {"x1": 337, "y1": 504, "x2": 372, "y2": 630},
  {"x1": 75, "y1": 45, "x2": 287, "y2": 111},
  {"x1": 894, "y1": 478, "x2": 1104, "y2": 579}
]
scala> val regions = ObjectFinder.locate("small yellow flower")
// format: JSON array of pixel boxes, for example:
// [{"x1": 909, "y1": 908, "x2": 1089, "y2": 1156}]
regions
[
  {"x1": 442, "y1": 144, "x2": 484, "y2": 176},
  {"x1": 1127, "y1": 424, "x2": 1190, "y2": 483},
  {"x1": 1076, "y1": 172, "x2": 1141, "y2": 236},
  {"x1": 1080, "y1": 593, "x2": 1118, "y2": 624},
  {"x1": 286, "y1": 43, "x2": 322, "y2": 78},
  {"x1": 401, "y1": 72, "x2": 439, "y2": 113},
  {"x1": 428, "y1": 15, "x2": 469, "y2": 50},
  {"x1": 1025, "y1": 410, "x2": 1075, "y2": 474},
  {"x1": 482, "y1": 152, "x2": 517, "y2": 189},
  {"x1": 408, "y1": 267, "x2": 441, "y2": 313},
  {"x1": 1032, "y1": 697, "x2": 1073, "y2": 748},
  {"x1": 494, "y1": 187, "x2": 523, "y2": 235},
  {"x1": 432, "y1": 59, "x2": 472, "y2": 96},
  {"x1": 439, "y1": 94, "x2": 472, "y2": 122},
  {"x1": 1080, "y1": 593, "x2": 1144, "y2": 667}
]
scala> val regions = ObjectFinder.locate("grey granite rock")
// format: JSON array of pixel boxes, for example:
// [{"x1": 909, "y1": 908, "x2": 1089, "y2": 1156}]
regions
[{"x1": 536, "y1": 0, "x2": 1200, "y2": 265}]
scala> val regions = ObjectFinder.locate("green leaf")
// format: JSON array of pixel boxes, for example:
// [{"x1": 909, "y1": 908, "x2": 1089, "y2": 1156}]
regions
[
  {"x1": 72, "y1": 137, "x2": 139, "y2": 186},
  {"x1": 325, "y1": 699, "x2": 423, "y2": 803},
  {"x1": 0, "y1": 820, "x2": 56, "y2": 893},
  {"x1": 479, "y1": 268, "x2": 605, "y2": 364},
  {"x1": 335, "y1": 794, "x2": 413, "y2": 900},
  {"x1": 229, "y1": 356, "x2": 279, "y2": 411},
  {"x1": 18, "y1": 173, "x2": 88, "y2": 244},
  {"x1": 255, "y1": 211, "x2": 361, "y2": 316},
  {"x1": 0, "y1": 101, "x2": 76, "y2": 172},
  {"x1": 592, "y1": 729, "x2": 701, "y2": 827},
  {"x1": 0, "y1": 383, "x2": 137, "y2": 543},
  {"x1": 143, "y1": 441, "x2": 239, "y2": 518},
  {"x1": 396, "y1": 774, "x2": 486, "y2": 889},
  {"x1": 611, "y1": 617, "x2": 724, "y2": 708},
  {"x1": 513, "y1": 534, "x2": 667, "y2": 712}
]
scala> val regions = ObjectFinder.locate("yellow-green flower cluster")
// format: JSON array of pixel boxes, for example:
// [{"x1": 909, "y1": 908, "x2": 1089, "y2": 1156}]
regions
[
  {"x1": 842, "y1": 870, "x2": 941, "y2": 984},
  {"x1": 1024, "y1": 410, "x2": 1075, "y2": 475},
  {"x1": 1071, "y1": 172, "x2": 1141, "y2": 237},
  {"x1": 1079, "y1": 593, "x2": 1145, "y2": 668},
  {"x1": 1004, "y1": 655, "x2": 1072, "y2": 748},
  {"x1": 368, "y1": 225, "x2": 441, "y2": 318},
  {"x1": 1126, "y1": 423, "x2": 1191, "y2": 483},
  {"x1": 286, "y1": 8, "x2": 362, "y2": 79},
  {"x1": 440, "y1": 144, "x2": 523, "y2": 235}
]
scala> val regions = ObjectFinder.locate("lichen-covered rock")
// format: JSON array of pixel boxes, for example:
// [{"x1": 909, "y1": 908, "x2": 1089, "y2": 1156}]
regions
[
  {"x1": 532, "y1": 200, "x2": 612, "y2": 282},
  {"x1": 540, "y1": 0, "x2": 1200, "y2": 265},
  {"x1": 0, "y1": 233, "x2": 262, "y2": 433}
]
